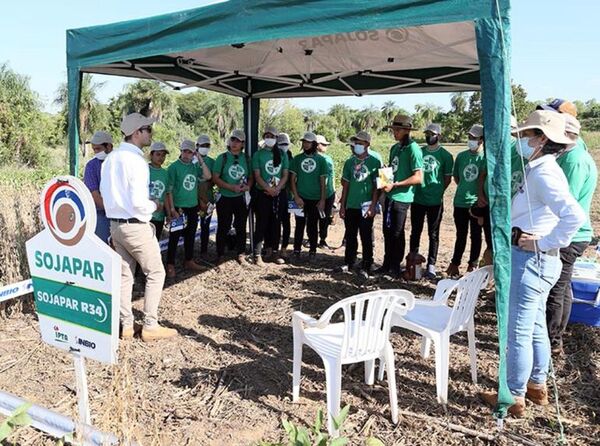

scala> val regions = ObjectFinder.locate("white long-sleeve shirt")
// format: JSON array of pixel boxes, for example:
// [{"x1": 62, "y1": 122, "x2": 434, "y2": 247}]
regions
[
  {"x1": 511, "y1": 154, "x2": 585, "y2": 251},
  {"x1": 100, "y1": 142, "x2": 156, "y2": 222}
]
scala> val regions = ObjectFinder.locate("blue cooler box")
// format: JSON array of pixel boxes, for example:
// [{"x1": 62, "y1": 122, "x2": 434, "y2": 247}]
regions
[{"x1": 568, "y1": 262, "x2": 600, "y2": 327}]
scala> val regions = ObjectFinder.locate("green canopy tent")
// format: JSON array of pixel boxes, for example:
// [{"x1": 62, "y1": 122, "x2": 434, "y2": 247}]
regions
[{"x1": 66, "y1": 0, "x2": 514, "y2": 417}]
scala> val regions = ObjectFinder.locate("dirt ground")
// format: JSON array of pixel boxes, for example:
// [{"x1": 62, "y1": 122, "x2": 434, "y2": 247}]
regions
[{"x1": 1, "y1": 175, "x2": 600, "y2": 445}]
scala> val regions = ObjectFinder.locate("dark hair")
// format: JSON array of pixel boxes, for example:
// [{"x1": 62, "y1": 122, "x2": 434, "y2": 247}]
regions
[
  {"x1": 272, "y1": 143, "x2": 282, "y2": 168},
  {"x1": 532, "y1": 129, "x2": 567, "y2": 155},
  {"x1": 124, "y1": 134, "x2": 133, "y2": 143}
]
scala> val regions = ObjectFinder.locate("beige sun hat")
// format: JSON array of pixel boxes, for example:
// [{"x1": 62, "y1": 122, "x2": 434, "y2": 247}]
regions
[{"x1": 513, "y1": 110, "x2": 571, "y2": 144}]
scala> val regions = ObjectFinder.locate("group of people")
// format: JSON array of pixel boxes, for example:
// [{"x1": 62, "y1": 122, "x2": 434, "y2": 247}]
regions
[{"x1": 85, "y1": 99, "x2": 597, "y2": 420}]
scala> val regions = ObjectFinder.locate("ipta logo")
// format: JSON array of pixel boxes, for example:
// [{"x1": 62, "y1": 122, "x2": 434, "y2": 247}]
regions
[
  {"x1": 75, "y1": 336, "x2": 96, "y2": 350},
  {"x1": 53, "y1": 325, "x2": 69, "y2": 343},
  {"x1": 40, "y1": 178, "x2": 95, "y2": 246}
]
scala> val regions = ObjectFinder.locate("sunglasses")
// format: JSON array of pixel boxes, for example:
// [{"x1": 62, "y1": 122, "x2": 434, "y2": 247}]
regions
[
  {"x1": 196, "y1": 144, "x2": 211, "y2": 148},
  {"x1": 139, "y1": 126, "x2": 153, "y2": 133}
]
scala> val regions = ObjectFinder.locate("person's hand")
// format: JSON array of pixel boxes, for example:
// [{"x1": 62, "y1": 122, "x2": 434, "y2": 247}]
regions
[
  {"x1": 170, "y1": 208, "x2": 180, "y2": 219},
  {"x1": 156, "y1": 202, "x2": 164, "y2": 213},
  {"x1": 317, "y1": 199, "x2": 325, "y2": 213},
  {"x1": 366, "y1": 203, "x2": 376, "y2": 218},
  {"x1": 339, "y1": 205, "x2": 345, "y2": 219},
  {"x1": 295, "y1": 196, "x2": 304, "y2": 209},
  {"x1": 265, "y1": 186, "x2": 277, "y2": 197},
  {"x1": 518, "y1": 233, "x2": 540, "y2": 252},
  {"x1": 382, "y1": 183, "x2": 395, "y2": 193},
  {"x1": 199, "y1": 201, "x2": 208, "y2": 212}
]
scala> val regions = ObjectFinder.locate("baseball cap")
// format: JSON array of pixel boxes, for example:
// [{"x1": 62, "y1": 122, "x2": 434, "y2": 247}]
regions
[
  {"x1": 263, "y1": 126, "x2": 278, "y2": 136},
  {"x1": 387, "y1": 114, "x2": 413, "y2": 129},
  {"x1": 180, "y1": 139, "x2": 196, "y2": 152},
  {"x1": 230, "y1": 129, "x2": 246, "y2": 142},
  {"x1": 196, "y1": 134, "x2": 211, "y2": 146},
  {"x1": 150, "y1": 142, "x2": 169, "y2": 154},
  {"x1": 120, "y1": 113, "x2": 156, "y2": 137},
  {"x1": 87, "y1": 131, "x2": 113, "y2": 145},
  {"x1": 468, "y1": 124, "x2": 484, "y2": 138},
  {"x1": 301, "y1": 132, "x2": 317, "y2": 142},
  {"x1": 424, "y1": 123, "x2": 441, "y2": 135},
  {"x1": 512, "y1": 110, "x2": 571, "y2": 144},
  {"x1": 537, "y1": 98, "x2": 578, "y2": 117},
  {"x1": 316, "y1": 135, "x2": 331, "y2": 145},
  {"x1": 350, "y1": 131, "x2": 371, "y2": 143},
  {"x1": 277, "y1": 133, "x2": 290, "y2": 145}
]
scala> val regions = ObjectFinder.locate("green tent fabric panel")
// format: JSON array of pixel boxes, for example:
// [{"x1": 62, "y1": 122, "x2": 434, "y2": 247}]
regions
[
  {"x1": 67, "y1": 68, "x2": 81, "y2": 176},
  {"x1": 475, "y1": 12, "x2": 513, "y2": 417}
]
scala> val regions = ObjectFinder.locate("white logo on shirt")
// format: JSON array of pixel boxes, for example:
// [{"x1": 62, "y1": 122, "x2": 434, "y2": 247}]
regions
[
  {"x1": 150, "y1": 180, "x2": 165, "y2": 198},
  {"x1": 391, "y1": 156, "x2": 399, "y2": 174},
  {"x1": 301, "y1": 158, "x2": 317, "y2": 173},
  {"x1": 228, "y1": 163, "x2": 245, "y2": 180},
  {"x1": 511, "y1": 171, "x2": 524, "y2": 194},
  {"x1": 353, "y1": 164, "x2": 369, "y2": 182},
  {"x1": 423, "y1": 155, "x2": 438, "y2": 173},
  {"x1": 182, "y1": 174, "x2": 196, "y2": 191},
  {"x1": 463, "y1": 163, "x2": 479, "y2": 182},
  {"x1": 265, "y1": 160, "x2": 281, "y2": 176}
]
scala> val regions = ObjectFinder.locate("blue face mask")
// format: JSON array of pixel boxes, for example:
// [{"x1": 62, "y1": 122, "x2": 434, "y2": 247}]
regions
[
  {"x1": 516, "y1": 137, "x2": 535, "y2": 159},
  {"x1": 353, "y1": 144, "x2": 366, "y2": 156}
]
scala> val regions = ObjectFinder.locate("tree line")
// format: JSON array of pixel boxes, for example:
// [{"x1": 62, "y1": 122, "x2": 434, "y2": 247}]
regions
[{"x1": 1, "y1": 62, "x2": 599, "y2": 169}]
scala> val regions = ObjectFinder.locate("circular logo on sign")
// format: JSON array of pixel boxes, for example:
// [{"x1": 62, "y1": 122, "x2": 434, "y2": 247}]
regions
[
  {"x1": 385, "y1": 28, "x2": 409, "y2": 43},
  {"x1": 41, "y1": 177, "x2": 94, "y2": 246},
  {"x1": 511, "y1": 171, "x2": 524, "y2": 194},
  {"x1": 353, "y1": 164, "x2": 369, "y2": 182},
  {"x1": 423, "y1": 155, "x2": 439, "y2": 173},
  {"x1": 391, "y1": 156, "x2": 399, "y2": 174},
  {"x1": 265, "y1": 160, "x2": 281, "y2": 176},
  {"x1": 182, "y1": 174, "x2": 196, "y2": 191},
  {"x1": 301, "y1": 158, "x2": 317, "y2": 173},
  {"x1": 228, "y1": 163, "x2": 245, "y2": 180},
  {"x1": 150, "y1": 180, "x2": 165, "y2": 198},
  {"x1": 463, "y1": 163, "x2": 479, "y2": 182}
]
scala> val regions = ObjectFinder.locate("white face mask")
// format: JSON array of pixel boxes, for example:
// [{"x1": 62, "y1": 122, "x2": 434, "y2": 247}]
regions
[
  {"x1": 467, "y1": 140, "x2": 480, "y2": 151},
  {"x1": 279, "y1": 144, "x2": 289, "y2": 152},
  {"x1": 94, "y1": 151, "x2": 107, "y2": 161},
  {"x1": 197, "y1": 146, "x2": 210, "y2": 156},
  {"x1": 263, "y1": 138, "x2": 276, "y2": 148},
  {"x1": 353, "y1": 144, "x2": 366, "y2": 156},
  {"x1": 516, "y1": 137, "x2": 536, "y2": 160}
]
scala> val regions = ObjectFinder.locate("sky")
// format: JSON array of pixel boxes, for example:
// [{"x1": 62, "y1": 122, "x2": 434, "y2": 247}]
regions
[{"x1": 1, "y1": 0, "x2": 598, "y2": 114}]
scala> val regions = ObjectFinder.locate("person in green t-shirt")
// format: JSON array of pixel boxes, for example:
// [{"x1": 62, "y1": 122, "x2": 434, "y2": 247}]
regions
[
  {"x1": 409, "y1": 123, "x2": 454, "y2": 279},
  {"x1": 289, "y1": 132, "x2": 328, "y2": 260},
  {"x1": 196, "y1": 134, "x2": 216, "y2": 256},
  {"x1": 339, "y1": 131, "x2": 381, "y2": 278},
  {"x1": 316, "y1": 134, "x2": 336, "y2": 249},
  {"x1": 546, "y1": 114, "x2": 598, "y2": 354},
  {"x1": 212, "y1": 129, "x2": 254, "y2": 264},
  {"x1": 165, "y1": 139, "x2": 211, "y2": 278},
  {"x1": 252, "y1": 127, "x2": 289, "y2": 265},
  {"x1": 148, "y1": 142, "x2": 170, "y2": 240},
  {"x1": 276, "y1": 133, "x2": 295, "y2": 254},
  {"x1": 376, "y1": 114, "x2": 423, "y2": 277},
  {"x1": 446, "y1": 124, "x2": 486, "y2": 277}
]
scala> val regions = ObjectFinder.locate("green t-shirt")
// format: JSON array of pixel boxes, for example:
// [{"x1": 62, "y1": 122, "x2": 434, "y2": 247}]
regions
[
  {"x1": 510, "y1": 140, "x2": 527, "y2": 197},
  {"x1": 453, "y1": 149, "x2": 486, "y2": 208},
  {"x1": 149, "y1": 164, "x2": 168, "y2": 221},
  {"x1": 387, "y1": 140, "x2": 424, "y2": 203},
  {"x1": 167, "y1": 159, "x2": 200, "y2": 208},
  {"x1": 290, "y1": 152, "x2": 328, "y2": 200},
  {"x1": 342, "y1": 154, "x2": 381, "y2": 209},
  {"x1": 199, "y1": 155, "x2": 215, "y2": 202},
  {"x1": 557, "y1": 140, "x2": 598, "y2": 242},
  {"x1": 321, "y1": 153, "x2": 335, "y2": 198},
  {"x1": 251, "y1": 148, "x2": 289, "y2": 191},
  {"x1": 213, "y1": 151, "x2": 251, "y2": 198},
  {"x1": 414, "y1": 145, "x2": 454, "y2": 206}
]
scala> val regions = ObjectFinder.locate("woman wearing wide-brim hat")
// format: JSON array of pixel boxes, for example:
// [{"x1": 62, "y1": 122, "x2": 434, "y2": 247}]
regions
[{"x1": 480, "y1": 110, "x2": 585, "y2": 416}]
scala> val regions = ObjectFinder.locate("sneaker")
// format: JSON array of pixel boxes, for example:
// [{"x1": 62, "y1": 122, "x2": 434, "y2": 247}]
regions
[
  {"x1": 264, "y1": 248, "x2": 274, "y2": 261},
  {"x1": 121, "y1": 325, "x2": 135, "y2": 340},
  {"x1": 141, "y1": 325, "x2": 178, "y2": 342},
  {"x1": 302, "y1": 240, "x2": 310, "y2": 248},
  {"x1": 425, "y1": 264, "x2": 437, "y2": 280},
  {"x1": 374, "y1": 265, "x2": 390, "y2": 275},
  {"x1": 479, "y1": 391, "x2": 526, "y2": 418},
  {"x1": 357, "y1": 269, "x2": 371, "y2": 280},
  {"x1": 272, "y1": 252, "x2": 286, "y2": 265},
  {"x1": 336, "y1": 264, "x2": 351, "y2": 273},
  {"x1": 526, "y1": 381, "x2": 549, "y2": 406},
  {"x1": 445, "y1": 263, "x2": 460, "y2": 278},
  {"x1": 184, "y1": 260, "x2": 203, "y2": 272},
  {"x1": 166, "y1": 264, "x2": 176, "y2": 279},
  {"x1": 318, "y1": 240, "x2": 330, "y2": 249},
  {"x1": 254, "y1": 255, "x2": 265, "y2": 266},
  {"x1": 308, "y1": 252, "x2": 317, "y2": 262},
  {"x1": 466, "y1": 264, "x2": 477, "y2": 273}
]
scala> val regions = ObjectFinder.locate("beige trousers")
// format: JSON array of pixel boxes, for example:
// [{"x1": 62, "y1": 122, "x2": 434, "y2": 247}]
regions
[{"x1": 110, "y1": 221, "x2": 165, "y2": 328}]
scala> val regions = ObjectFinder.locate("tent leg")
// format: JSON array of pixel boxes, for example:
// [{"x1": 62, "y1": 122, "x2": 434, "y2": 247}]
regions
[{"x1": 243, "y1": 96, "x2": 260, "y2": 258}]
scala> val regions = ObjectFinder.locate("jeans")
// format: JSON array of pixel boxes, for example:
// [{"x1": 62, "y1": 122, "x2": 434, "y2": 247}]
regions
[
  {"x1": 546, "y1": 241, "x2": 589, "y2": 348},
  {"x1": 507, "y1": 246, "x2": 562, "y2": 396},
  {"x1": 382, "y1": 198, "x2": 410, "y2": 273},
  {"x1": 409, "y1": 203, "x2": 443, "y2": 266},
  {"x1": 344, "y1": 208, "x2": 374, "y2": 269},
  {"x1": 318, "y1": 193, "x2": 335, "y2": 244},
  {"x1": 95, "y1": 209, "x2": 111, "y2": 244},
  {"x1": 254, "y1": 191, "x2": 283, "y2": 253},
  {"x1": 451, "y1": 206, "x2": 482, "y2": 267},
  {"x1": 199, "y1": 214, "x2": 212, "y2": 253},
  {"x1": 293, "y1": 197, "x2": 319, "y2": 253},
  {"x1": 167, "y1": 206, "x2": 199, "y2": 264},
  {"x1": 216, "y1": 195, "x2": 248, "y2": 255}
]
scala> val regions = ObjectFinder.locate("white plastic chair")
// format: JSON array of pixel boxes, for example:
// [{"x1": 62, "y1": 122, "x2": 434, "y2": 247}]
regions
[
  {"x1": 381, "y1": 266, "x2": 493, "y2": 405},
  {"x1": 292, "y1": 290, "x2": 414, "y2": 435}
]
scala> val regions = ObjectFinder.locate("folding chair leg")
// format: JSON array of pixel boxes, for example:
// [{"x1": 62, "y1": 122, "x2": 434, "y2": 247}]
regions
[
  {"x1": 365, "y1": 359, "x2": 375, "y2": 385},
  {"x1": 467, "y1": 321, "x2": 478, "y2": 384},
  {"x1": 421, "y1": 336, "x2": 432, "y2": 359},
  {"x1": 324, "y1": 359, "x2": 342, "y2": 436},
  {"x1": 377, "y1": 356, "x2": 386, "y2": 381},
  {"x1": 384, "y1": 344, "x2": 398, "y2": 424},
  {"x1": 292, "y1": 328, "x2": 303, "y2": 402},
  {"x1": 433, "y1": 334, "x2": 450, "y2": 405}
]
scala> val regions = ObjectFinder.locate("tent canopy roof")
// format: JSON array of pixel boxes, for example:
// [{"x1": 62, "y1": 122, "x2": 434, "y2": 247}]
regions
[{"x1": 67, "y1": 0, "x2": 509, "y2": 98}]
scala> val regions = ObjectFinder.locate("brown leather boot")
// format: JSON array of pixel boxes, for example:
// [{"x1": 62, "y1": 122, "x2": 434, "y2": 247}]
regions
[
  {"x1": 526, "y1": 381, "x2": 549, "y2": 406},
  {"x1": 479, "y1": 391, "x2": 526, "y2": 418},
  {"x1": 141, "y1": 325, "x2": 178, "y2": 342},
  {"x1": 184, "y1": 260, "x2": 203, "y2": 271}
]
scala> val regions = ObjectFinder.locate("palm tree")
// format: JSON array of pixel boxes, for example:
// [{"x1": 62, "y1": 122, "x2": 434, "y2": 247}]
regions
[
  {"x1": 450, "y1": 92, "x2": 468, "y2": 114},
  {"x1": 355, "y1": 105, "x2": 384, "y2": 132},
  {"x1": 381, "y1": 100, "x2": 398, "y2": 124},
  {"x1": 113, "y1": 80, "x2": 176, "y2": 121}
]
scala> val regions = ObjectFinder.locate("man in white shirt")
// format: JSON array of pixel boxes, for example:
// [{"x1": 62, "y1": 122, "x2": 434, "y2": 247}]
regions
[{"x1": 100, "y1": 113, "x2": 177, "y2": 342}]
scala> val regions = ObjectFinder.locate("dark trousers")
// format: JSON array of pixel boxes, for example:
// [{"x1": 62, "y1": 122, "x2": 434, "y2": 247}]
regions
[
  {"x1": 382, "y1": 198, "x2": 410, "y2": 273},
  {"x1": 409, "y1": 202, "x2": 443, "y2": 266},
  {"x1": 254, "y1": 192, "x2": 282, "y2": 253},
  {"x1": 481, "y1": 205, "x2": 492, "y2": 251},
  {"x1": 167, "y1": 206, "x2": 199, "y2": 264},
  {"x1": 200, "y1": 214, "x2": 212, "y2": 253},
  {"x1": 293, "y1": 197, "x2": 319, "y2": 253},
  {"x1": 216, "y1": 196, "x2": 248, "y2": 256},
  {"x1": 150, "y1": 219, "x2": 164, "y2": 241},
  {"x1": 344, "y1": 208, "x2": 374, "y2": 269},
  {"x1": 318, "y1": 193, "x2": 335, "y2": 243},
  {"x1": 546, "y1": 241, "x2": 588, "y2": 348},
  {"x1": 451, "y1": 206, "x2": 482, "y2": 267},
  {"x1": 279, "y1": 194, "x2": 291, "y2": 250}
]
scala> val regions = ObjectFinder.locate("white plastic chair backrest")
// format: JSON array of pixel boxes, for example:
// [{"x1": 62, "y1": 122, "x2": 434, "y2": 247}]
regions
[
  {"x1": 447, "y1": 266, "x2": 493, "y2": 334},
  {"x1": 432, "y1": 279, "x2": 459, "y2": 304},
  {"x1": 317, "y1": 290, "x2": 414, "y2": 360}
]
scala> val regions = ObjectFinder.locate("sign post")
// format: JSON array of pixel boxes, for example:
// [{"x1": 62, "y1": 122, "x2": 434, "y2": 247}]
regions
[{"x1": 25, "y1": 176, "x2": 121, "y2": 426}]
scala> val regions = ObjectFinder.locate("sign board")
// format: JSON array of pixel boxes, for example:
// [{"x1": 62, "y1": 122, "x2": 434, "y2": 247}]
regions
[{"x1": 25, "y1": 176, "x2": 121, "y2": 364}]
